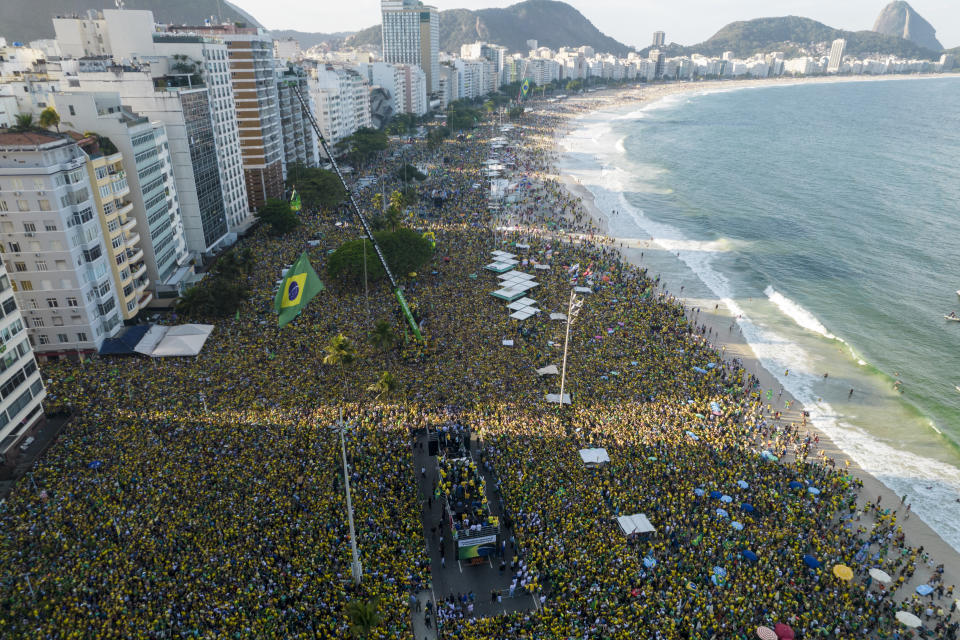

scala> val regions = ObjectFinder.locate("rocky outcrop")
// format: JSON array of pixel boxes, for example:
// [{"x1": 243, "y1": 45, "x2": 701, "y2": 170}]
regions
[{"x1": 872, "y1": 1, "x2": 943, "y2": 52}]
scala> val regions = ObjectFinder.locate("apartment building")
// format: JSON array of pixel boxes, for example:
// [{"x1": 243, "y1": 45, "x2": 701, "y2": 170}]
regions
[
  {"x1": 381, "y1": 0, "x2": 440, "y2": 94},
  {"x1": 0, "y1": 131, "x2": 124, "y2": 357},
  {"x1": 0, "y1": 262, "x2": 45, "y2": 466},
  {"x1": 307, "y1": 65, "x2": 372, "y2": 146},
  {"x1": 276, "y1": 64, "x2": 316, "y2": 169}
]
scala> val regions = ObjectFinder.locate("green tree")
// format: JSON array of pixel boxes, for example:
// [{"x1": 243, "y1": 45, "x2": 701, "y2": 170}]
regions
[
  {"x1": 508, "y1": 106, "x2": 524, "y2": 120},
  {"x1": 346, "y1": 598, "x2": 382, "y2": 639},
  {"x1": 426, "y1": 126, "x2": 450, "y2": 150},
  {"x1": 327, "y1": 229, "x2": 433, "y2": 285},
  {"x1": 371, "y1": 192, "x2": 384, "y2": 215},
  {"x1": 289, "y1": 164, "x2": 346, "y2": 211},
  {"x1": 338, "y1": 127, "x2": 387, "y2": 166},
  {"x1": 369, "y1": 320, "x2": 396, "y2": 351},
  {"x1": 38, "y1": 107, "x2": 60, "y2": 133},
  {"x1": 256, "y1": 198, "x2": 300, "y2": 235},
  {"x1": 366, "y1": 371, "x2": 397, "y2": 399},
  {"x1": 395, "y1": 163, "x2": 426, "y2": 182},
  {"x1": 12, "y1": 113, "x2": 34, "y2": 132},
  {"x1": 323, "y1": 333, "x2": 357, "y2": 383}
]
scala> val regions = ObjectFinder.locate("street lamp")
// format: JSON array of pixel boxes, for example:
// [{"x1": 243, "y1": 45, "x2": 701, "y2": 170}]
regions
[
  {"x1": 329, "y1": 409, "x2": 362, "y2": 586},
  {"x1": 557, "y1": 289, "x2": 584, "y2": 406}
]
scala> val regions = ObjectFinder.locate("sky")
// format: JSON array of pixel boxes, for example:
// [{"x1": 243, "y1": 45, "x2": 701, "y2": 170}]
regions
[{"x1": 233, "y1": 0, "x2": 959, "y2": 50}]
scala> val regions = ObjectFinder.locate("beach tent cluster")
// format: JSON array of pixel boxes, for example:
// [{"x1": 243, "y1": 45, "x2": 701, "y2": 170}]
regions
[{"x1": 98, "y1": 323, "x2": 215, "y2": 357}]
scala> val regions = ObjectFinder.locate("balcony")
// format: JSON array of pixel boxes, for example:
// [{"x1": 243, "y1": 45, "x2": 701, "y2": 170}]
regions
[
  {"x1": 137, "y1": 291, "x2": 153, "y2": 309},
  {"x1": 121, "y1": 217, "x2": 137, "y2": 233},
  {"x1": 126, "y1": 247, "x2": 144, "y2": 264},
  {"x1": 117, "y1": 201, "x2": 134, "y2": 216},
  {"x1": 125, "y1": 232, "x2": 141, "y2": 248},
  {"x1": 131, "y1": 262, "x2": 147, "y2": 280}
]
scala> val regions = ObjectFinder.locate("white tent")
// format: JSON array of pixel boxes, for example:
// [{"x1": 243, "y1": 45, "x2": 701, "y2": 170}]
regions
[
  {"x1": 545, "y1": 393, "x2": 571, "y2": 404},
  {"x1": 536, "y1": 365, "x2": 559, "y2": 376},
  {"x1": 579, "y1": 448, "x2": 610, "y2": 466},
  {"x1": 616, "y1": 513, "x2": 656, "y2": 536},
  {"x1": 573, "y1": 286, "x2": 593, "y2": 294},
  {"x1": 135, "y1": 324, "x2": 214, "y2": 357}
]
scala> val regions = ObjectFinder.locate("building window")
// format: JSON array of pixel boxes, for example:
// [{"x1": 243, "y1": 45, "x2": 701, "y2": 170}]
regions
[
  {"x1": 28, "y1": 299, "x2": 38, "y2": 310},
  {"x1": 36, "y1": 261, "x2": 47, "y2": 272},
  {"x1": 66, "y1": 297, "x2": 78, "y2": 307},
  {"x1": 57, "y1": 333, "x2": 68, "y2": 343},
  {"x1": 14, "y1": 262, "x2": 26, "y2": 272},
  {"x1": 52, "y1": 317, "x2": 63, "y2": 326},
  {"x1": 31, "y1": 317, "x2": 44, "y2": 328},
  {"x1": 8, "y1": 242, "x2": 19, "y2": 253},
  {"x1": 38, "y1": 335, "x2": 49, "y2": 345},
  {"x1": 44, "y1": 221, "x2": 57, "y2": 231},
  {"x1": 46, "y1": 298, "x2": 58, "y2": 308},
  {"x1": 37, "y1": 200, "x2": 51, "y2": 211},
  {"x1": 0, "y1": 200, "x2": 7, "y2": 212},
  {"x1": 19, "y1": 281, "x2": 32, "y2": 291},
  {"x1": 23, "y1": 223, "x2": 36, "y2": 233},
  {"x1": 68, "y1": 105, "x2": 75, "y2": 116},
  {"x1": 77, "y1": 332, "x2": 87, "y2": 342},
  {"x1": 17, "y1": 200, "x2": 29, "y2": 212}
]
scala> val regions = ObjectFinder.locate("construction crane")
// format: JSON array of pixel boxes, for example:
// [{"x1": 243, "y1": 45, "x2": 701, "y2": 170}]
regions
[{"x1": 289, "y1": 83, "x2": 423, "y2": 341}]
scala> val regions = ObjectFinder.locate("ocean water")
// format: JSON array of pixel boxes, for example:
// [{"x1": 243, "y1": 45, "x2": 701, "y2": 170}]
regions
[{"x1": 558, "y1": 77, "x2": 960, "y2": 552}]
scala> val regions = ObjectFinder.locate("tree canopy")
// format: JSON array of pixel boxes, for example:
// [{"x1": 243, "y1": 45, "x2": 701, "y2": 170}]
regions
[
  {"x1": 327, "y1": 229, "x2": 433, "y2": 284},
  {"x1": 288, "y1": 164, "x2": 346, "y2": 211},
  {"x1": 256, "y1": 198, "x2": 301, "y2": 236}
]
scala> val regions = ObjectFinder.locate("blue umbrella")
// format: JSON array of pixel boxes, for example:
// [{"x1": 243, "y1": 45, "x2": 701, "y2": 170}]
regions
[
  {"x1": 694, "y1": 488, "x2": 705, "y2": 497},
  {"x1": 741, "y1": 502, "x2": 755, "y2": 513},
  {"x1": 803, "y1": 554, "x2": 821, "y2": 569},
  {"x1": 808, "y1": 487, "x2": 821, "y2": 495},
  {"x1": 716, "y1": 508, "x2": 729, "y2": 518},
  {"x1": 737, "y1": 480, "x2": 749, "y2": 489},
  {"x1": 710, "y1": 491, "x2": 722, "y2": 499},
  {"x1": 720, "y1": 494, "x2": 733, "y2": 503},
  {"x1": 88, "y1": 460, "x2": 103, "y2": 470},
  {"x1": 731, "y1": 521, "x2": 744, "y2": 530},
  {"x1": 643, "y1": 555, "x2": 657, "y2": 568},
  {"x1": 692, "y1": 366, "x2": 708, "y2": 374},
  {"x1": 742, "y1": 550, "x2": 758, "y2": 563},
  {"x1": 789, "y1": 481, "x2": 803, "y2": 490},
  {"x1": 916, "y1": 584, "x2": 934, "y2": 596}
]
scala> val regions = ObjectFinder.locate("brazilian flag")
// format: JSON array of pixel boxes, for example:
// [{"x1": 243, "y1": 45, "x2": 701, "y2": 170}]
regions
[
  {"x1": 274, "y1": 252, "x2": 324, "y2": 328},
  {"x1": 290, "y1": 189, "x2": 302, "y2": 213},
  {"x1": 521, "y1": 78, "x2": 530, "y2": 97}
]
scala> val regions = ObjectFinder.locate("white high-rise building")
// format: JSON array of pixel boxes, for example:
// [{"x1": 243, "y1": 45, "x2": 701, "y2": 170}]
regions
[
  {"x1": 828, "y1": 38, "x2": 846, "y2": 73},
  {"x1": 356, "y1": 62, "x2": 428, "y2": 116},
  {"x1": 51, "y1": 92, "x2": 193, "y2": 301},
  {"x1": 307, "y1": 65, "x2": 372, "y2": 147},
  {"x1": 381, "y1": 0, "x2": 440, "y2": 94},
  {"x1": 0, "y1": 262, "x2": 45, "y2": 466},
  {"x1": 0, "y1": 131, "x2": 125, "y2": 356}
]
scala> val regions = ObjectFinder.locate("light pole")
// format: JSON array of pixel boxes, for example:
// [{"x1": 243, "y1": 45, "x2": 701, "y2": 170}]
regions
[
  {"x1": 330, "y1": 409, "x2": 362, "y2": 586},
  {"x1": 557, "y1": 289, "x2": 583, "y2": 406}
]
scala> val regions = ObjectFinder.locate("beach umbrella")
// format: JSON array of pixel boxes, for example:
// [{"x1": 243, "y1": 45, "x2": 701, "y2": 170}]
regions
[
  {"x1": 869, "y1": 568, "x2": 892, "y2": 584},
  {"x1": 737, "y1": 480, "x2": 750, "y2": 489},
  {"x1": 720, "y1": 494, "x2": 733, "y2": 503},
  {"x1": 694, "y1": 488, "x2": 705, "y2": 497},
  {"x1": 802, "y1": 554, "x2": 820, "y2": 569},
  {"x1": 710, "y1": 491, "x2": 722, "y2": 499},
  {"x1": 742, "y1": 550, "x2": 759, "y2": 563},
  {"x1": 916, "y1": 584, "x2": 934, "y2": 596},
  {"x1": 756, "y1": 626, "x2": 777, "y2": 640},
  {"x1": 832, "y1": 564, "x2": 853, "y2": 581},
  {"x1": 895, "y1": 611, "x2": 922, "y2": 628},
  {"x1": 807, "y1": 487, "x2": 821, "y2": 495},
  {"x1": 774, "y1": 623, "x2": 795, "y2": 639},
  {"x1": 788, "y1": 481, "x2": 803, "y2": 490},
  {"x1": 741, "y1": 502, "x2": 755, "y2": 513},
  {"x1": 716, "y1": 508, "x2": 729, "y2": 518},
  {"x1": 731, "y1": 521, "x2": 744, "y2": 531}
]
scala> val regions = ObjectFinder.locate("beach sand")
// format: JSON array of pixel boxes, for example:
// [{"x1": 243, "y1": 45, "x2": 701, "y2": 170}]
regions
[{"x1": 547, "y1": 78, "x2": 960, "y2": 604}]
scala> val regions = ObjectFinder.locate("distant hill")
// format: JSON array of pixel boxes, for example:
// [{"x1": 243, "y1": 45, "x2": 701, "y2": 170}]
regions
[
  {"x1": 271, "y1": 30, "x2": 354, "y2": 50},
  {"x1": 0, "y1": 0, "x2": 262, "y2": 43},
  {"x1": 679, "y1": 16, "x2": 941, "y2": 61},
  {"x1": 872, "y1": 1, "x2": 942, "y2": 52},
  {"x1": 348, "y1": 0, "x2": 631, "y2": 56}
]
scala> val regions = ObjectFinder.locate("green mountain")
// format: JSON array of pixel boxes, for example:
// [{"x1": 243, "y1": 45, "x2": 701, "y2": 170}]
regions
[
  {"x1": 0, "y1": 0, "x2": 262, "y2": 43},
  {"x1": 872, "y1": 1, "x2": 942, "y2": 52},
  {"x1": 270, "y1": 30, "x2": 354, "y2": 50},
  {"x1": 348, "y1": 0, "x2": 631, "y2": 56},
  {"x1": 678, "y1": 16, "x2": 941, "y2": 61}
]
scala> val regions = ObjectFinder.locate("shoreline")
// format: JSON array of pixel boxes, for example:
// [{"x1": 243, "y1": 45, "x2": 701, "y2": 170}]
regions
[{"x1": 544, "y1": 78, "x2": 960, "y2": 601}]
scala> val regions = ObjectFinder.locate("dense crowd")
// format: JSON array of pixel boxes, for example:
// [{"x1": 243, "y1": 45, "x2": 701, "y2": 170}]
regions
[{"x1": 0, "y1": 94, "x2": 955, "y2": 640}]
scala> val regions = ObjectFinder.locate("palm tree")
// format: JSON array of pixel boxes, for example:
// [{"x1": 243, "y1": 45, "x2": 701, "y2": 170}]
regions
[
  {"x1": 346, "y1": 598, "x2": 382, "y2": 639},
  {"x1": 38, "y1": 107, "x2": 60, "y2": 133},
  {"x1": 366, "y1": 371, "x2": 397, "y2": 400},
  {"x1": 12, "y1": 113, "x2": 34, "y2": 132},
  {"x1": 371, "y1": 192, "x2": 383, "y2": 214},
  {"x1": 323, "y1": 334, "x2": 357, "y2": 382},
  {"x1": 369, "y1": 320, "x2": 395, "y2": 351}
]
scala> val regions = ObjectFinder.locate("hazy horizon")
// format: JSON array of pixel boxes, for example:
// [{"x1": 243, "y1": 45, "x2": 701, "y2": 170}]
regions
[{"x1": 233, "y1": 0, "x2": 960, "y2": 50}]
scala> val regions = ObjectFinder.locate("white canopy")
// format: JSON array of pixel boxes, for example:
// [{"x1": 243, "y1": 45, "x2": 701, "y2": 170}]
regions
[
  {"x1": 579, "y1": 448, "x2": 610, "y2": 465},
  {"x1": 550, "y1": 313, "x2": 567, "y2": 321},
  {"x1": 573, "y1": 286, "x2": 593, "y2": 294},
  {"x1": 533, "y1": 264, "x2": 551, "y2": 270},
  {"x1": 617, "y1": 513, "x2": 656, "y2": 536},
  {"x1": 545, "y1": 393, "x2": 571, "y2": 404},
  {"x1": 536, "y1": 365, "x2": 559, "y2": 376},
  {"x1": 135, "y1": 324, "x2": 214, "y2": 357}
]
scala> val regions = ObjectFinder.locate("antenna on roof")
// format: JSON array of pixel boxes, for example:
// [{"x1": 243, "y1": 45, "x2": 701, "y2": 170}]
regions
[{"x1": 115, "y1": 0, "x2": 125, "y2": 9}]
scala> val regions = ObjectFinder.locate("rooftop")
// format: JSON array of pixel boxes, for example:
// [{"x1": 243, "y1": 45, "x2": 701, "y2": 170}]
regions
[{"x1": 0, "y1": 130, "x2": 66, "y2": 147}]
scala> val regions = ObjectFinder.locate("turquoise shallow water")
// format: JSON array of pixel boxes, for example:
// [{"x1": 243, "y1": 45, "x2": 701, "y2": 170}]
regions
[{"x1": 559, "y1": 77, "x2": 960, "y2": 551}]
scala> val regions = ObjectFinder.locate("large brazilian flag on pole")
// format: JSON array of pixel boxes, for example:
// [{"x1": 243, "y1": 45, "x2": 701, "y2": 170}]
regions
[{"x1": 274, "y1": 251, "x2": 324, "y2": 328}]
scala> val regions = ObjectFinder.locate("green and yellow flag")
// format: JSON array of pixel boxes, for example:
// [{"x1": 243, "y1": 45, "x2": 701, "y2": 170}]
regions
[
  {"x1": 274, "y1": 252, "x2": 324, "y2": 328},
  {"x1": 290, "y1": 188, "x2": 302, "y2": 213},
  {"x1": 521, "y1": 79, "x2": 530, "y2": 97}
]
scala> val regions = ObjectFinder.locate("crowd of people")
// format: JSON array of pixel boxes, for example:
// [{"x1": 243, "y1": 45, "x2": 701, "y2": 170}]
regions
[{"x1": 0, "y1": 91, "x2": 955, "y2": 640}]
